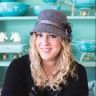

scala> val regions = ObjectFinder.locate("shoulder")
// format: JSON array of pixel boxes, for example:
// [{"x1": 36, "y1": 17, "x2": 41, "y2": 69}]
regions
[
  {"x1": 7, "y1": 54, "x2": 30, "y2": 73},
  {"x1": 73, "y1": 61, "x2": 87, "y2": 79},
  {"x1": 74, "y1": 61, "x2": 86, "y2": 72},
  {"x1": 1, "y1": 54, "x2": 31, "y2": 96},
  {"x1": 12, "y1": 54, "x2": 30, "y2": 63}
]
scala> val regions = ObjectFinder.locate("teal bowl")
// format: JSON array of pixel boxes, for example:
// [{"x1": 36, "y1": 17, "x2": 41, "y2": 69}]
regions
[
  {"x1": 73, "y1": 40, "x2": 96, "y2": 53},
  {"x1": 71, "y1": 0, "x2": 96, "y2": 9},
  {"x1": 0, "y1": 0, "x2": 15, "y2": 2},
  {"x1": 33, "y1": 5, "x2": 60, "y2": 16},
  {"x1": 43, "y1": 0, "x2": 57, "y2": 3},
  {"x1": 0, "y1": 2, "x2": 29, "y2": 16}
]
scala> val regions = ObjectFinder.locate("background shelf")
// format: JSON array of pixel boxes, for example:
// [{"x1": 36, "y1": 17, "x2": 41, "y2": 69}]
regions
[
  {"x1": 0, "y1": 16, "x2": 95, "y2": 21},
  {"x1": 0, "y1": 61, "x2": 11, "y2": 67},
  {"x1": 80, "y1": 62, "x2": 96, "y2": 67},
  {"x1": 0, "y1": 60, "x2": 95, "y2": 67}
]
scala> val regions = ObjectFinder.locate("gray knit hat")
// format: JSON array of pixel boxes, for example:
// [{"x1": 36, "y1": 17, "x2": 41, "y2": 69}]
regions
[{"x1": 31, "y1": 9, "x2": 71, "y2": 39}]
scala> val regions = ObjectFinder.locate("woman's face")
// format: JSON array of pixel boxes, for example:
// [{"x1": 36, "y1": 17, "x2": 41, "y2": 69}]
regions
[{"x1": 35, "y1": 32, "x2": 62, "y2": 61}]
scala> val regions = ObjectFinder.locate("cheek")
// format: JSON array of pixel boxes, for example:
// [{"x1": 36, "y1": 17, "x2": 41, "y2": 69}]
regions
[{"x1": 52, "y1": 41, "x2": 62, "y2": 52}]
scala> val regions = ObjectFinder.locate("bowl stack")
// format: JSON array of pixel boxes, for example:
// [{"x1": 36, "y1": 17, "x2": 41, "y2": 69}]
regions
[
  {"x1": 0, "y1": 0, "x2": 15, "y2": 2},
  {"x1": 0, "y1": 0, "x2": 29, "y2": 16},
  {"x1": 42, "y1": 0, "x2": 57, "y2": 3},
  {"x1": 33, "y1": 5, "x2": 60, "y2": 16},
  {"x1": 71, "y1": 0, "x2": 96, "y2": 16},
  {"x1": 33, "y1": 0, "x2": 60, "y2": 16},
  {"x1": 71, "y1": 0, "x2": 96, "y2": 9},
  {"x1": 73, "y1": 40, "x2": 96, "y2": 62}
]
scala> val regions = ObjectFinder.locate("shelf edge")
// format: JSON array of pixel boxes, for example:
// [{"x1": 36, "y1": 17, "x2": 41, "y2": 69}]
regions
[
  {"x1": 0, "y1": 16, "x2": 95, "y2": 21},
  {"x1": 79, "y1": 62, "x2": 96, "y2": 67}
]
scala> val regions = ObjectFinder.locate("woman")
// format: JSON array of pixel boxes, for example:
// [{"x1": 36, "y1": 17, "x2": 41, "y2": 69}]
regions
[{"x1": 1, "y1": 9, "x2": 88, "y2": 96}]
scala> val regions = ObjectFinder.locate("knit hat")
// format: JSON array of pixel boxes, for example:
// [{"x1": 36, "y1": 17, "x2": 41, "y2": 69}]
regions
[{"x1": 31, "y1": 9, "x2": 70, "y2": 39}]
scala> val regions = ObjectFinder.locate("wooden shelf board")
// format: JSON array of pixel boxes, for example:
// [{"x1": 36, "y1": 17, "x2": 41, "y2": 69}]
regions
[
  {"x1": 0, "y1": 16, "x2": 95, "y2": 21},
  {"x1": 0, "y1": 61, "x2": 11, "y2": 67},
  {"x1": 79, "y1": 62, "x2": 96, "y2": 67},
  {"x1": 68, "y1": 16, "x2": 95, "y2": 19},
  {"x1": 0, "y1": 16, "x2": 37, "y2": 21}
]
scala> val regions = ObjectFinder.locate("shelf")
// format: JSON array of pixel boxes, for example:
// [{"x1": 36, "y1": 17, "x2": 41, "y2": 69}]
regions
[
  {"x1": 80, "y1": 62, "x2": 96, "y2": 67},
  {"x1": 0, "y1": 43, "x2": 27, "y2": 53},
  {"x1": 0, "y1": 60, "x2": 95, "y2": 67},
  {"x1": 0, "y1": 61, "x2": 11, "y2": 67},
  {"x1": 0, "y1": 16, "x2": 95, "y2": 21},
  {"x1": 68, "y1": 16, "x2": 96, "y2": 20},
  {"x1": 0, "y1": 16, "x2": 37, "y2": 21}
]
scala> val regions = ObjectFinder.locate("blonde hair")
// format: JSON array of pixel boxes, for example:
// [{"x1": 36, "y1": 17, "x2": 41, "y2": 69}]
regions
[{"x1": 29, "y1": 33, "x2": 76, "y2": 90}]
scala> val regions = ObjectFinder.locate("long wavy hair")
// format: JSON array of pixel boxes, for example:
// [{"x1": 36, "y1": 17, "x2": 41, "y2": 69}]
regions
[{"x1": 29, "y1": 34, "x2": 76, "y2": 90}]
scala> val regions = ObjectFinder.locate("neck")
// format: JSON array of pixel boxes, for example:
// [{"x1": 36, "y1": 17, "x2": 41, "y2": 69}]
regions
[
  {"x1": 42, "y1": 60, "x2": 57, "y2": 80},
  {"x1": 42, "y1": 60, "x2": 56, "y2": 68}
]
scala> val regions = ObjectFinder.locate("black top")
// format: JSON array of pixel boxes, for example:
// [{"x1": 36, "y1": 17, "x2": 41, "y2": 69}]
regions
[{"x1": 1, "y1": 54, "x2": 88, "y2": 96}]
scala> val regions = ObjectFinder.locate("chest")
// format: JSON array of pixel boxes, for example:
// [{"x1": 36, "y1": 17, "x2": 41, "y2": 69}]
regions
[
  {"x1": 26, "y1": 77, "x2": 79, "y2": 96},
  {"x1": 25, "y1": 64, "x2": 79, "y2": 96}
]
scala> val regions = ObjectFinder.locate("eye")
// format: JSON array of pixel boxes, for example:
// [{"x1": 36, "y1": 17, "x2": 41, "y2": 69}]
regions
[
  {"x1": 36, "y1": 33, "x2": 43, "y2": 37},
  {"x1": 49, "y1": 34, "x2": 57, "y2": 38}
]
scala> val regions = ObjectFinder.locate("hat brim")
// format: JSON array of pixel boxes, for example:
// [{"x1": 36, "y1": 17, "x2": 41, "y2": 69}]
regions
[{"x1": 30, "y1": 23, "x2": 68, "y2": 39}]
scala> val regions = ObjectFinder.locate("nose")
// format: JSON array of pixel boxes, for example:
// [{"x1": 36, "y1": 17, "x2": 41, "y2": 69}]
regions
[{"x1": 41, "y1": 36, "x2": 50, "y2": 45}]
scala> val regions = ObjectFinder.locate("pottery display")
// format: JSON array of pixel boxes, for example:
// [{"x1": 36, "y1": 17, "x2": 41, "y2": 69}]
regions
[
  {"x1": 0, "y1": 32, "x2": 8, "y2": 42},
  {"x1": 0, "y1": 2, "x2": 29, "y2": 16},
  {"x1": 71, "y1": 0, "x2": 96, "y2": 9},
  {"x1": 42, "y1": 0, "x2": 57, "y2": 3},
  {"x1": 33, "y1": 5, "x2": 60, "y2": 16},
  {"x1": 72, "y1": 40, "x2": 96, "y2": 62}
]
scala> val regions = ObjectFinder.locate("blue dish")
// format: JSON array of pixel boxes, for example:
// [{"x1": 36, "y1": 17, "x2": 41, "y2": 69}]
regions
[
  {"x1": 0, "y1": 2, "x2": 29, "y2": 16},
  {"x1": 73, "y1": 40, "x2": 96, "y2": 53},
  {"x1": 0, "y1": 0, "x2": 15, "y2": 2},
  {"x1": 33, "y1": 5, "x2": 60, "y2": 16},
  {"x1": 71, "y1": 0, "x2": 96, "y2": 9}
]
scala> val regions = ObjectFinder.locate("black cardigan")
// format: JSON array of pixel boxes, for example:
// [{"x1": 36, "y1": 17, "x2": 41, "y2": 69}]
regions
[{"x1": 1, "y1": 54, "x2": 88, "y2": 96}]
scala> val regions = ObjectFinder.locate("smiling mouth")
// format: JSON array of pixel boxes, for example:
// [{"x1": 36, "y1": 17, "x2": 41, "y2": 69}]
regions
[{"x1": 41, "y1": 48, "x2": 51, "y2": 52}]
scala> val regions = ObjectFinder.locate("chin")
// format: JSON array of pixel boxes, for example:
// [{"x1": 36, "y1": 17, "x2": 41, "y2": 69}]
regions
[
  {"x1": 41, "y1": 55, "x2": 56, "y2": 61},
  {"x1": 41, "y1": 56, "x2": 50, "y2": 60}
]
